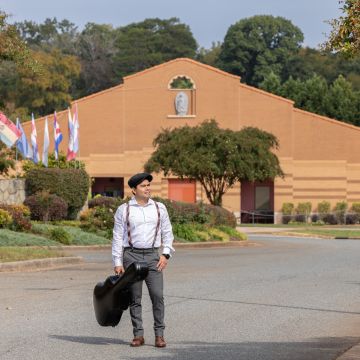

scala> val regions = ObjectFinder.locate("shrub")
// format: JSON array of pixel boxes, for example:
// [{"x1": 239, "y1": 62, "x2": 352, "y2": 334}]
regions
[
  {"x1": 24, "y1": 190, "x2": 68, "y2": 221},
  {"x1": 152, "y1": 197, "x2": 236, "y2": 227},
  {"x1": 295, "y1": 202, "x2": 312, "y2": 223},
  {"x1": 88, "y1": 196, "x2": 125, "y2": 209},
  {"x1": 49, "y1": 227, "x2": 72, "y2": 245},
  {"x1": 281, "y1": 202, "x2": 294, "y2": 215},
  {"x1": 345, "y1": 213, "x2": 359, "y2": 225},
  {"x1": 334, "y1": 201, "x2": 348, "y2": 224},
  {"x1": 317, "y1": 201, "x2": 331, "y2": 221},
  {"x1": 25, "y1": 168, "x2": 90, "y2": 219},
  {"x1": 323, "y1": 213, "x2": 337, "y2": 225},
  {"x1": 351, "y1": 202, "x2": 360, "y2": 215},
  {"x1": 0, "y1": 209, "x2": 12, "y2": 228},
  {"x1": 172, "y1": 223, "x2": 199, "y2": 242},
  {"x1": 0, "y1": 204, "x2": 32, "y2": 231},
  {"x1": 282, "y1": 215, "x2": 293, "y2": 224}
]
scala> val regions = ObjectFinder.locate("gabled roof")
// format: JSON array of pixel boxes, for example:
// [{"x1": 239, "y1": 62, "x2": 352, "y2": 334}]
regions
[{"x1": 123, "y1": 57, "x2": 241, "y2": 82}]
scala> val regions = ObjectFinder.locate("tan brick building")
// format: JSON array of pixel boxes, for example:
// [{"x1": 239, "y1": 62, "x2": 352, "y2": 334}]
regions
[{"x1": 22, "y1": 58, "x2": 360, "y2": 223}]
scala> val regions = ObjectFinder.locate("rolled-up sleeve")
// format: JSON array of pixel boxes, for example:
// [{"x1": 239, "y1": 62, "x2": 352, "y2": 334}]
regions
[
  {"x1": 160, "y1": 204, "x2": 175, "y2": 256},
  {"x1": 112, "y1": 205, "x2": 125, "y2": 267}
]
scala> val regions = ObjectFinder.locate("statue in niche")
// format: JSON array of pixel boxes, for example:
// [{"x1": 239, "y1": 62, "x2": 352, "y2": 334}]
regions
[{"x1": 175, "y1": 91, "x2": 188, "y2": 116}]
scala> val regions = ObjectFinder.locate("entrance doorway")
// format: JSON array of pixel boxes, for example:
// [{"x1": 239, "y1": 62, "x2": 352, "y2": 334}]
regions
[
  {"x1": 168, "y1": 179, "x2": 196, "y2": 203},
  {"x1": 92, "y1": 177, "x2": 124, "y2": 198},
  {"x1": 241, "y1": 180, "x2": 274, "y2": 223}
]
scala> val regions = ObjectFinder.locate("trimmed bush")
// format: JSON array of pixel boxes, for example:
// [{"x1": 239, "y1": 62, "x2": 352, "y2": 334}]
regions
[
  {"x1": 49, "y1": 227, "x2": 72, "y2": 245},
  {"x1": 351, "y1": 202, "x2": 360, "y2": 215},
  {"x1": 25, "y1": 168, "x2": 90, "y2": 219},
  {"x1": 334, "y1": 201, "x2": 348, "y2": 224},
  {"x1": 24, "y1": 190, "x2": 68, "y2": 221},
  {"x1": 295, "y1": 202, "x2": 312, "y2": 223},
  {"x1": 281, "y1": 202, "x2": 294, "y2": 224},
  {"x1": 0, "y1": 209, "x2": 12, "y2": 228}
]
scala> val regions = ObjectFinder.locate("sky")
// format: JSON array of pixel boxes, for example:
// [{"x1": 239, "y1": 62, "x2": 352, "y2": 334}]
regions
[{"x1": 1, "y1": 0, "x2": 342, "y2": 49}]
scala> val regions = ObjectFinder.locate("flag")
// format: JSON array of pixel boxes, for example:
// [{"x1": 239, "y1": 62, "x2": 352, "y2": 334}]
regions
[
  {"x1": 53, "y1": 111, "x2": 63, "y2": 160},
  {"x1": 72, "y1": 103, "x2": 79, "y2": 155},
  {"x1": 31, "y1": 113, "x2": 40, "y2": 164},
  {"x1": 16, "y1": 118, "x2": 32, "y2": 158},
  {"x1": 66, "y1": 108, "x2": 75, "y2": 161},
  {"x1": 42, "y1": 117, "x2": 49, "y2": 167},
  {"x1": 0, "y1": 112, "x2": 22, "y2": 147}
]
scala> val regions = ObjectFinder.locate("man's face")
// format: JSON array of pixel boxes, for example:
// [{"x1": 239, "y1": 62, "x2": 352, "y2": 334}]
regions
[{"x1": 133, "y1": 179, "x2": 151, "y2": 199}]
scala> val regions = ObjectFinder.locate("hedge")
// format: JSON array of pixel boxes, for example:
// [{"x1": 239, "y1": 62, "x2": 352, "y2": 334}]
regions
[{"x1": 25, "y1": 168, "x2": 90, "y2": 219}]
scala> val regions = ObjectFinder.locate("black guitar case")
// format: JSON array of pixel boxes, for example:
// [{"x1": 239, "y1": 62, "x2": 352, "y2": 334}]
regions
[{"x1": 93, "y1": 261, "x2": 148, "y2": 327}]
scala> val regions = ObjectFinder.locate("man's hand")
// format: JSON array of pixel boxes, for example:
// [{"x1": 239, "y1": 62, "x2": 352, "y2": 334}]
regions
[
  {"x1": 114, "y1": 266, "x2": 124, "y2": 275},
  {"x1": 157, "y1": 255, "x2": 168, "y2": 272}
]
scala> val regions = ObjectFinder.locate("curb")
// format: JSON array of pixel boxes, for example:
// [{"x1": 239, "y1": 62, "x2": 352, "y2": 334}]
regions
[
  {"x1": 59, "y1": 240, "x2": 259, "y2": 251},
  {"x1": 337, "y1": 343, "x2": 360, "y2": 359},
  {"x1": 0, "y1": 256, "x2": 83, "y2": 272}
]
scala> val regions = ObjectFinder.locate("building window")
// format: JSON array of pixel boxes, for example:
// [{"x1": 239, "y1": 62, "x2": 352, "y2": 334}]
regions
[
  {"x1": 167, "y1": 75, "x2": 196, "y2": 118},
  {"x1": 169, "y1": 76, "x2": 194, "y2": 89},
  {"x1": 255, "y1": 186, "x2": 271, "y2": 211}
]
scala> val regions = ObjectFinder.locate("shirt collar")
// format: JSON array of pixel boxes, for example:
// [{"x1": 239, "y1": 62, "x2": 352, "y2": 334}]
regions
[{"x1": 129, "y1": 197, "x2": 155, "y2": 207}]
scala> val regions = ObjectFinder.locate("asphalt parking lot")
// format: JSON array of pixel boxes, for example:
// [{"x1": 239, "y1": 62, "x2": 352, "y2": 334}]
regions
[{"x1": 1, "y1": 236, "x2": 359, "y2": 360}]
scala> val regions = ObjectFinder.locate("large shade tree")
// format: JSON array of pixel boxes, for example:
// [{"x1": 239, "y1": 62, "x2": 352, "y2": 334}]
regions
[
  {"x1": 144, "y1": 120, "x2": 283, "y2": 206},
  {"x1": 324, "y1": 0, "x2": 360, "y2": 56},
  {"x1": 218, "y1": 15, "x2": 304, "y2": 86}
]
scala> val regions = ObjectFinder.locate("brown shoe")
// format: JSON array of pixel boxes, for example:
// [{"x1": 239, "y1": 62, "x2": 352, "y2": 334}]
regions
[
  {"x1": 155, "y1": 336, "x2": 166, "y2": 348},
  {"x1": 130, "y1": 336, "x2": 144, "y2": 347}
]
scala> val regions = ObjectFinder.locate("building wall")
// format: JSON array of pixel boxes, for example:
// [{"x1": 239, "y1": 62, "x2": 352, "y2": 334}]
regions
[{"x1": 20, "y1": 58, "x2": 360, "y2": 216}]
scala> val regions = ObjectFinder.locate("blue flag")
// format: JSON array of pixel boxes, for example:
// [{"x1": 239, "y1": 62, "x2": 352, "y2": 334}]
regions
[{"x1": 16, "y1": 118, "x2": 31, "y2": 158}]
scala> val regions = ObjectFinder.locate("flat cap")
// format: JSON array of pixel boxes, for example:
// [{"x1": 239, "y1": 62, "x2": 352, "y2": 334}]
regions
[{"x1": 128, "y1": 172, "x2": 153, "y2": 188}]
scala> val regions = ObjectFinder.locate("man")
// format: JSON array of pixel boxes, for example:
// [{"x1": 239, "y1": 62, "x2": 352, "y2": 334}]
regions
[{"x1": 112, "y1": 172, "x2": 174, "y2": 348}]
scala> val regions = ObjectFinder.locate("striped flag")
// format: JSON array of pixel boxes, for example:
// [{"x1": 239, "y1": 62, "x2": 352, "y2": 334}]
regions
[
  {"x1": 53, "y1": 111, "x2": 63, "y2": 160},
  {"x1": 42, "y1": 117, "x2": 49, "y2": 167},
  {"x1": 0, "y1": 112, "x2": 22, "y2": 147},
  {"x1": 66, "y1": 107, "x2": 75, "y2": 161},
  {"x1": 31, "y1": 113, "x2": 40, "y2": 164},
  {"x1": 16, "y1": 118, "x2": 32, "y2": 158},
  {"x1": 72, "y1": 103, "x2": 79, "y2": 155}
]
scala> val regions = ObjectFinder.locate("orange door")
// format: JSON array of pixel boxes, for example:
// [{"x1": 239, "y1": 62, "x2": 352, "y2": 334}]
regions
[{"x1": 168, "y1": 179, "x2": 196, "y2": 203}]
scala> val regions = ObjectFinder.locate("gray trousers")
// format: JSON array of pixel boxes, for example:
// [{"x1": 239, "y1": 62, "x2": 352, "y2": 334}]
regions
[{"x1": 123, "y1": 248, "x2": 165, "y2": 337}]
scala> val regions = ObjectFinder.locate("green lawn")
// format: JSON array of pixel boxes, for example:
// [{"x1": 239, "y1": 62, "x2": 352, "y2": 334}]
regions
[
  {"x1": 0, "y1": 246, "x2": 67, "y2": 263},
  {"x1": 31, "y1": 223, "x2": 111, "y2": 245},
  {"x1": 292, "y1": 228, "x2": 360, "y2": 238},
  {"x1": 0, "y1": 229, "x2": 60, "y2": 246}
]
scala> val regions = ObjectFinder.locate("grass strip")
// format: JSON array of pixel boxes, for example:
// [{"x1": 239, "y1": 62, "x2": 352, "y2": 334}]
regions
[
  {"x1": 0, "y1": 246, "x2": 67, "y2": 263},
  {"x1": 292, "y1": 228, "x2": 360, "y2": 238}
]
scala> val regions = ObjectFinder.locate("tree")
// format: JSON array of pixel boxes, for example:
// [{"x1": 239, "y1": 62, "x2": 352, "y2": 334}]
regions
[
  {"x1": 14, "y1": 49, "x2": 80, "y2": 117},
  {"x1": 0, "y1": 11, "x2": 37, "y2": 71},
  {"x1": 324, "y1": 0, "x2": 360, "y2": 56},
  {"x1": 15, "y1": 17, "x2": 78, "y2": 55},
  {"x1": 196, "y1": 41, "x2": 222, "y2": 67},
  {"x1": 113, "y1": 18, "x2": 198, "y2": 77},
  {"x1": 75, "y1": 23, "x2": 118, "y2": 96},
  {"x1": 325, "y1": 75, "x2": 359, "y2": 124},
  {"x1": 218, "y1": 15, "x2": 304, "y2": 86},
  {"x1": 144, "y1": 120, "x2": 283, "y2": 206}
]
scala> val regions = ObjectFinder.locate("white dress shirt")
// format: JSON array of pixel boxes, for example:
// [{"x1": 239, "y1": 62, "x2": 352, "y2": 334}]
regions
[{"x1": 112, "y1": 197, "x2": 175, "y2": 267}]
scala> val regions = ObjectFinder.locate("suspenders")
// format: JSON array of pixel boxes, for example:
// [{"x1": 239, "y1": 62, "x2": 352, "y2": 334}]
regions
[{"x1": 126, "y1": 201, "x2": 161, "y2": 248}]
